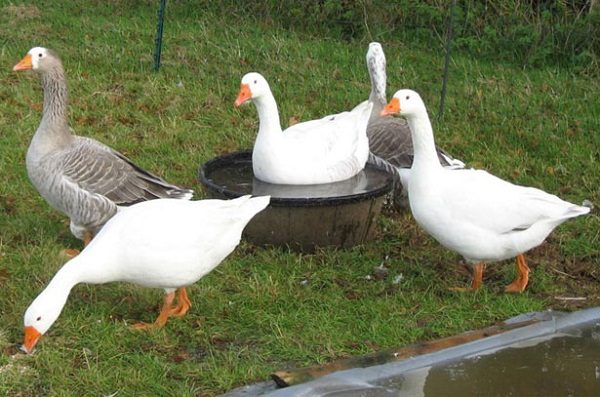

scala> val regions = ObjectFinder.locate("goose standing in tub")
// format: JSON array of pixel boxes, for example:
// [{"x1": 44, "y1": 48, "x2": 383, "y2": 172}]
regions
[
  {"x1": 381, "y1": 89, "x2": 590, "y2": 292},
  {"x1": 22, "y1": 195, "x2": 270, "y2": 353},
  {"x1": 234, "y1": 72, "x2": 372, "y2": 185},
  {"x1": 13, "y1": 47, "x2": 193, "y2": 250},
  {"x1": 359, "y1": 43, "x2": 464, "y2": 206}
]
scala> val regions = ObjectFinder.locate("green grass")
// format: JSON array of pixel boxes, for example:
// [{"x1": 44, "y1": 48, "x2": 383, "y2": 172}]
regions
[{"x1": 0, "y1": 2, "x2": 599, "y2": 396}]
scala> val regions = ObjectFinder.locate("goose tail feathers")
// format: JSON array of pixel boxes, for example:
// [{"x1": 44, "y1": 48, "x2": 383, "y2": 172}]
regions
[
  {"x1": 439, "y1": 151, "x2": 466, "y2": 170},
  {"x1": 549, "y1": 201, "x2": 591, "y2": 226},
  {"x1": 235, "y1": 195, "x2": 271, "y2": 221},
  {"x1": 568, "y1": 202, "x2": 592, "y2": 218},
  {"x1": 165, "y1": 187, "x2": 194, "y2": 200},
  {"x1": 582, "y1": 199, "x2": 594, "y2": 211}
]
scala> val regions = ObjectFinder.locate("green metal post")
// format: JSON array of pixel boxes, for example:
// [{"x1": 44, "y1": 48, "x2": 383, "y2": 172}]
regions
[{"x1": 154, "y1": 0, "x2": 167, "y2": 72}]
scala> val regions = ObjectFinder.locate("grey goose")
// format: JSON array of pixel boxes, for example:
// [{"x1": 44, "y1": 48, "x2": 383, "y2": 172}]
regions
[{"x1": 13, "y1": 47, "x2": 193, "y2": 248}]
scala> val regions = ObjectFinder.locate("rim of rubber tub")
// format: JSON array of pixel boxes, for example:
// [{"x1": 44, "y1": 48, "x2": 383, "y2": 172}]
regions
[{"x1": 198, "y1": 150, "x2": 393, "y2": 208}]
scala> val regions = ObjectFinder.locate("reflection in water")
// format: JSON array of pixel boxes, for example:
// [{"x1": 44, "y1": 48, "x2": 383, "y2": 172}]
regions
[
  {"x1": 205, "y1": 156, "x2": 389, "y2": 200},
  {"x1": 252, "y1": 172, "x2": 369, "y2": 199},
  {"x1": 377, "y1": 367, "x2": 432, "y2": 397},
  {"x1": 418, "y1": 324, "x2": 600, "y2": 397},
  {"x1": 373, "y1": 324, "x2": 600, "y2": 397}
]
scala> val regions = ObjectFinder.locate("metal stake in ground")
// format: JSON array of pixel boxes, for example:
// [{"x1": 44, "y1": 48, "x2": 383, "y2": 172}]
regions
[{"x1": 154, "y1": 0, "x2": 167, "y2": 72}]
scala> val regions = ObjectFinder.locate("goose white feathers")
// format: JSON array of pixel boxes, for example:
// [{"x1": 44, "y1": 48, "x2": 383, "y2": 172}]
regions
[
  {"x1": 235, "y1": 72, "x2": 372, "y2": 185},
  {"x1": 381, "y1": 89, "x2": 590, "y2": 292},
  {"x1": 22, "y1": 195, "x2": 270, "y2": 353},
  {"x1": 13, "y1": 47, "x2": 193, "y2": 246},
  {"x1": 358, "y1": 43, "x2": 464, "y2": 204}
]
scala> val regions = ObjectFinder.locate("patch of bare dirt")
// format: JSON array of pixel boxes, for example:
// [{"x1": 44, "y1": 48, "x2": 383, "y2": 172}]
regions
[
  {"x1": 528, "y1": 242, "x2": 600, "y2": 309},
  {"x1": 3, "y1": 4, "x2": 40, "y2": 19}
]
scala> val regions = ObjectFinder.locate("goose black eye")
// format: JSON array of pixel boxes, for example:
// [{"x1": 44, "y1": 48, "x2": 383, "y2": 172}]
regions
[
  {"x1": 406, "y1": 95, "x2": 410, "y2": 100},
  {"x1": 38, "y1": 53, "x2": 43, "y2": 58},
  {"x1": 36, "y1": 316, "x2": 42, "y2": 321},
  {"x1": 253, "y1": 80, "x2": 257, "y2": 84}
]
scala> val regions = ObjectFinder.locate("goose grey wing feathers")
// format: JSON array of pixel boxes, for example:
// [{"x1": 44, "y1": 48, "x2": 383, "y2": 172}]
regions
[
  {"x1": 61, "y1": 137, "x2": 193, "y2": 206},
  {"x1": 367, "y1": 118, "x2": 460, "y2": 169},
  {"x1": 367, "y1": 117, "x2": 414, "y2": 168}
]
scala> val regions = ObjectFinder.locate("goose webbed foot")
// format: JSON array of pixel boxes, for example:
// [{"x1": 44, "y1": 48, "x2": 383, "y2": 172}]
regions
[
  {"x1": 504, "y1": 254, "x2": 530, "y2": 293},
  {"x1": 168, "y1": 288, "x2": 192, "y2": 317},
  {"x1": 132, "y1": 288, "x2": 192, "y2": 330},
  {"x1": 132, "y1": 290, "x2": 176, "y2": 330}
]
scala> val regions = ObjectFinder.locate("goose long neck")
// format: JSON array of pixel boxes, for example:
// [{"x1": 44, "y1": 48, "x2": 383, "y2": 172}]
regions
[
  {"x1": 254, "y1": 93, "x2": 282, "y2": 136},
  {"x1": 46, "y1": 258, "x2": 86, "y2": 292},
  {"x1": 368, "y1": 65, "x2": 386, "y2": 111},
  {"x1": 35, "y1": 258, "x2": 85, "y2": 316},
  {"x1": 40, "y1": 66, "x2": 69, "y2": 132},
  {"x1": 407, "y1": 110, "x2": 442, "y2": 170}
]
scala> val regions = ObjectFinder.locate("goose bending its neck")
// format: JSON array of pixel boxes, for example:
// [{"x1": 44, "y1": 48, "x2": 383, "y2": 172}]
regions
[
  {"x1": 22, "y1": 195, "x2": 271, "y2": 353},
  {"x1": 22, "y1": 255, "x2": 104, "y2": 353}
]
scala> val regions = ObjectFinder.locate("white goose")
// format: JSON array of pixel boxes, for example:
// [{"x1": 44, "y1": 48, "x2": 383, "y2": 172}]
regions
[
  {"x1": 22, "y1": 195, "x2": 270, "y2": 353},
  {"x1": 381, "y1": 89, "x2": 590, "y2": 292},
  {"x1": 358, "y1": 43, "x2": 464, "y2": 204},
  {"x1": 13, "y1": 47, "x2": 193, "y2": 249},
  {"x1": 234, "y1": 72, "x2": 372, "y2": 185}
]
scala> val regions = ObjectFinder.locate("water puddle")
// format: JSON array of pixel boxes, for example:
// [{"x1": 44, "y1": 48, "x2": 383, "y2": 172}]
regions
[{"x1": 378, "y1": 323, "x2": 600, "y2": 397}]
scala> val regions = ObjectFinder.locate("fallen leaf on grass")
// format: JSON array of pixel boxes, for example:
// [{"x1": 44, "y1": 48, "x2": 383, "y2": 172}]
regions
[
  {"x1": 0, "y1": 194, "x2": 16, "y2": 215},
  {"x1": 288, "y1": 116, "x2": 301, "y2": 126},
  {"x1": 0, "y1": 268, "x2": 9, "y2": 285},
  {"x1": 372, "y1": 264, "x2": 389, "y2": 280},
  {"x1": 2, "y1": 345, "x2": 20, "y2": 356},
  {"x1": 171, "y1": 350, "x2": 190, "y2": 363},
  {"x1": 3, "y1": 4, "x2": 41, "y2": 19}
]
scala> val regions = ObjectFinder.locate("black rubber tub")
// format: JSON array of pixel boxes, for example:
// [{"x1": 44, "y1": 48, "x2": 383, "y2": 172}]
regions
[{"x1": 199, "y1": 150, "x2": 393, "y2": 252}]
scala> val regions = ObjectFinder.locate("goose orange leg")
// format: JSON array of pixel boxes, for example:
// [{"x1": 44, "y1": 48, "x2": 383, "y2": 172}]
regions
[
  {"x1": 83, "y1": 231, "x2": 93, "y2": 247},
  {"x1": 471, "y1": 263, "x2": 486, "y2": 290},
  {"x1": 132, "y1": 291, "x2": 176, "y2": 330},
  {"x1": 169, "y1": 288, "x2": 192, "y2": 317},
  {"x1": 450, "y1": 262, "x2": 486, "y2": 291},
  {"x1": 505, "y1": 254, "x2": 530, "y2": 293}
]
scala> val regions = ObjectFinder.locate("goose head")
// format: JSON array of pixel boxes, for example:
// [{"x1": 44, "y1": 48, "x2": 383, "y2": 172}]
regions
[
  {"x1": 234, "y1": 72, "x2": 271, "y2": 107},
  {"x1": 380, "y1": 89, "x2": 426, "y2": 118},
  {"x1": 13, "y1": 47, "x2": 62, "y2": 73},
  {"x1": 21, "y1": 288, "x2": 65, "y2": 354}
]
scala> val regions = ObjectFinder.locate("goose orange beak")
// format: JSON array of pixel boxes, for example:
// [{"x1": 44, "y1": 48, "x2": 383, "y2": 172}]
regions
[
  {"x1": 234, "y1": 83, "x2": 252, "y2": 107},
  {"x1": 22, "y1": 326, "x2": 41, "y2": 354},
  {"x1": 380, "y1": 97, "x2": 400, "y2": 116},
  {"x1": 13, "y1": 54, "x2": 33, "y2": 72}
]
